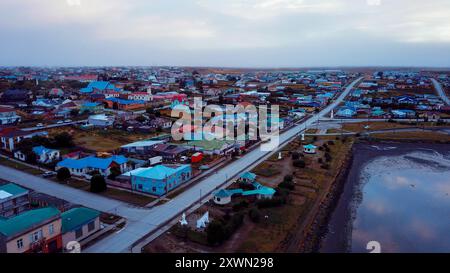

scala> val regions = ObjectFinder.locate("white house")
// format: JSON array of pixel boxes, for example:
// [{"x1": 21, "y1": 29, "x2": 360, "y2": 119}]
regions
[{"x1": 88, "y1": 114, "x2": 115, "y2": 127}]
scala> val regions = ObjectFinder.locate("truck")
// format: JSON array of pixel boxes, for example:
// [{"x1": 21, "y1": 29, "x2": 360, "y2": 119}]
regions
[{"x1": 149, "y1": 156, "x2": 163, "y2": 166}]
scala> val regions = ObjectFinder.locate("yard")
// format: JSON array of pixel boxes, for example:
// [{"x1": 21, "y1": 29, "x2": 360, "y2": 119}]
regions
[{"x1": 48, "y1": 127, "x2": 158, "y2": 152}]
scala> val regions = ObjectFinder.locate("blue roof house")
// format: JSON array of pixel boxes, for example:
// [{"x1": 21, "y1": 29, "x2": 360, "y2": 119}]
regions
[
  {"x1": 56, "y1": 155, "x2": 129, "y2": 177},
  {"x1": 121, "y1": 164, "x2": 192, "y2": 196},
  {"x1": 80, "y1": 81, "x2": 120, "y2": 94},
  {"x1": 336, "y1": 107, "x2": 356, "y2": 118},
  {"x1": 32, "y1": 146, "x2": 60, "y2": 164}
]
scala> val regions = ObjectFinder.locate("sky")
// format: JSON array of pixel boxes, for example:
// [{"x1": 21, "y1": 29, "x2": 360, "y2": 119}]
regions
[{"x1": 0, "y1": 0, "x2": 449, "y2": 67}]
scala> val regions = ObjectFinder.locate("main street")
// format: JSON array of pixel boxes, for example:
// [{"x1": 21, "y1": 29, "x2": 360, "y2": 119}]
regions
[
  {"x1": 431, "y1": 78, "x2": 450, "y2": 105},
  {"x1": 0, "y1": 77, "x2": 363, "y2": 253}
]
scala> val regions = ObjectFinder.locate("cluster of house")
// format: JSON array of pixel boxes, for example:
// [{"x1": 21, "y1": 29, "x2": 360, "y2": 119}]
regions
[
  {"x1": 335, "y1": 71, "x2": 449, "y2": 119},
  {"x1": 0, "y1": 182, "x2": 101, "y2": 253}
]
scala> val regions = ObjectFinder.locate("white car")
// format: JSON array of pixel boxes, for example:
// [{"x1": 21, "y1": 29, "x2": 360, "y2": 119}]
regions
[
  {"x1": 36, "y1": 123, "x2": 44, "y2": 127},
  {"x1": 64, "y1": 119, "x2": 72, "y2": 123},
  {"x1": 57, "y1": 120, "x2": 64, "y2": 124}
]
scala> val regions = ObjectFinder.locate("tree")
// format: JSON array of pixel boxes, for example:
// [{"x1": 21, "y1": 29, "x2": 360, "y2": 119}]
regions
[
  {"x1": 135, "y1": 115, "x2": 146, "y2": 123},
  {"x1": 57, "y1": 167, "x2": 71, "y2": 181},
  {"x1": 206, "y1": 220, "x2": 226, "y2": 246},
  {"x1": 70, "y1": 109, "x2": 79, "y2": 117},
  {"x1": 90, "y1": 175, "x2": 107, "y2": 193},
  {"x1": 53, "y1": 132, "x2": 74, "y2": 148},
  {"x1": 249, "y1": 208, "x2": 261, "y2": 223},
  {"x1": 293, "y1": 159, "x2": 306, "y2": 168},
  {"x1": 108, "y1": 166, "x2": 121, "y2": 180}
]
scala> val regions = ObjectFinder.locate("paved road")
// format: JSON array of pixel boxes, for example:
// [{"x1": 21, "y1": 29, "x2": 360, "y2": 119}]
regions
[
  {"x1": 22, "y1": 120, "x2": 87, "y2": 131},
  {"x1": 431, "y1": 78, "x2": 450, "y2": 105},
  {"x1": 0, "y1": 77, "x2": 362, "y2": 253}
]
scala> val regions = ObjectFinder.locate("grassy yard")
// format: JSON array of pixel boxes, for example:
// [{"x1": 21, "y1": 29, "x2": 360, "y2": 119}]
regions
[
  {"x1": 0, "y1": 158, "x2": 44, "y2": 175},
  {"x1": 252, "y1": 162, "x2": 282, "y2": 177},
  {"x1": 236, "y1": 136, "x2": 354, "y2": 252},
  {"x1": 48, "y1": 127, "x2": 158, "y2": 152}
]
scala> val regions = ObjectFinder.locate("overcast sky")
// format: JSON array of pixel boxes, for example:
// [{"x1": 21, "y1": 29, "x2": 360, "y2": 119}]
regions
[{"x1": 0, "y1": 0, "x2": 449, "y2": 67}]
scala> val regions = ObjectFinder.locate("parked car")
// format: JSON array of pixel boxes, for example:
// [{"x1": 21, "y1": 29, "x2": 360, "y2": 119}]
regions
[
  {"x1": 64, "y1": 119, "x2": 72, "y2": 123},
  {"x1": 36, "y1": 123, "x2": 44, "y2": 127},
  {"x1": 42, "y1": 171, "x2": 56, "y2": 178},
  {"x1": 57, "y1": 120, "x2": 64, "y2": 124}
]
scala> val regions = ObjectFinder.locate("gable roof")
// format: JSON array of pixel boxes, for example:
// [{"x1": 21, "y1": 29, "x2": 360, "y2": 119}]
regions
[
  {"x1": 0, "y1": 207, "x2": 60, "y2": 237},
  {"x1": 122, "y1": 164, "x2": 190, "y2": 180},
  {"x1": 61, "y1": 207, "x2": 100, "y2": 233},
  {"x1": 57, "y1": 155, "x2": 128, "y2": 170}
]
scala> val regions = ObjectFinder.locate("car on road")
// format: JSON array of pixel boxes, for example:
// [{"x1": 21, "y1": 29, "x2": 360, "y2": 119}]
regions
[
  {"x1": 56, "y1": 120, "x2": 64, "y2": 124},
  {"x1": 42, "y1": 171, "x2": 56, "y2": 178},
  {"x1": 36, "y1": 123, "x2": 44, "y2": 127},
  {"x1": 64, "y1": 119, "x2": 72, "y2": 123}
]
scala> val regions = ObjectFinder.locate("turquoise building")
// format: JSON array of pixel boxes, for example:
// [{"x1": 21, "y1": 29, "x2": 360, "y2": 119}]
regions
[{"x1": 122, "y1": 164, "x2": 192, "y2": 196}]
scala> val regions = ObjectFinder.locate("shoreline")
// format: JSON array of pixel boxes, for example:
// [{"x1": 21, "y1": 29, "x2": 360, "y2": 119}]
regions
[{"x1": 316, "y1": 140, "x2": 450, "y2": 253}]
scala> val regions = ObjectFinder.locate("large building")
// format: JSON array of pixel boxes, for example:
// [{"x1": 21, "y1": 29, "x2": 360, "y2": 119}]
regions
[
  {"x1": 122, "y1": 164, "x2": 192, "y2": 196},
  {"x1": 0, "y1": 207, "x2": 63, "y2": 253},
  {"x1": 0, "y1": 183, "x2": 29, "y2": 218},
  {"x1": 0, "y1": 107, "x2": 21, "y2": 125}
]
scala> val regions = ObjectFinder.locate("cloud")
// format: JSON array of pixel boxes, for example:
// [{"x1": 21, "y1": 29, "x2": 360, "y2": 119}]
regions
[{"x1": 0, "y1": 0, "x2": 449, "y2": 66}]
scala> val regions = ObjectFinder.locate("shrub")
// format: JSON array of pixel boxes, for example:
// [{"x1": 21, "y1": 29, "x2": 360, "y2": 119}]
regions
[
  {"x1": 206, "y1": 220, "x2": 226, "y2": 245},
  {"x1": 108, "y1": 166, "x2": 122, "y2": 180},
  {"x1": 321, "y1": 164, "x2": 330, "y2": 170},
  {"x1": 283, "y1": 175, "x2": 293, "y2": 183},
  {"x1": 232, "y1": 200, "x2": 249, "y2": 212},
  {"x1": 57, "y1": 167, "x2": 71, "y2": 181},
  {"x1": 90, "y1": 175, "x2": 107, "y2": 193},
  {"x1": 325, "y1": 152, "x2": 332, "y2": 162},
  {"x1": 327, "y1": 140, "x2": 335, "y2": 145},
  {"x1": 249, "y1": 208, "x2": 261, "y2": 223},
  {"x1": 293, "y1": 159, "x2": 306, "y2": 168},
  {"x1": 318, "y1": 158, "x2": 323, "y2": 164},
  {"x1": 291, "y1": 152, "x2": 300, "y2": 160}
]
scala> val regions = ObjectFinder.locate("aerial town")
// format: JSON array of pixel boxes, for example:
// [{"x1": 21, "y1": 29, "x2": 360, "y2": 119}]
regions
[{"x1": 0, "y1": 67, "x2": 449, "y2": 254}]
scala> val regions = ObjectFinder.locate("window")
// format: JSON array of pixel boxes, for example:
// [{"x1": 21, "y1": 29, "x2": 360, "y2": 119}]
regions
[
  {"x1": 75, "y1": 228, "x2": 83, "y2": 239},
  {"x1": 49, "y1": 224, "x2": 54, "y2": 235},
  {"x1": 87, "y1": 221, "x2": 95, "y2": 232},
  {"x1": 30, "y1": 230, "x2": 42, "y2": 242},
  {"x1": 17, "y1": 239, "x2": 24, "y2": 249}
]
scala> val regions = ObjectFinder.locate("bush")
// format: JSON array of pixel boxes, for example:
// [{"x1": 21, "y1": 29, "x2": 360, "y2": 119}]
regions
[
  {"x1": 283, "y1": 175, "x2": 293, "y2": 183},
  {"x1": 57, "y1": 167, "x2": 71, "y2": 181},
  {"x1": 291, "y1": 152, "x2": 300, "y2": 160},
  {"x1": 256, "y1": 197, "x2": 287, "y2": 208},
  {"x1": 327, "y1": 140, "x2": 335, "y2": 145},
  {"x1": 325, "y1": 152, "x2": 332, "y2": 162},
  {"x1": 318, "y1": 158, "x2": 323, "y2": 164},
  {"x1": 90, "y1": 175, "x2": 107, "y2": 193},
  {"x1": 249, "y1": 208, "x2": 261, "y2": 223},
  {"x1": 232, "y1": 200, "x2": 249, "y2": 212},
  {"x1": 108, "y1": 166, "x2": 122, "y2": 180},
  {"x1": 293, "y1": 159, "x2": 306, "y2": 168},
  {"x1": 206, "y1": 220, "x2": 226, "y2": 245},
  {"x1": 321, "y1": 164, "x2": 330, "y2": 170}
]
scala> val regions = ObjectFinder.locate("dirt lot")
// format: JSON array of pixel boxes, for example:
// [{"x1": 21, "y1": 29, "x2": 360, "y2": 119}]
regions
[{"x1": 48, "y1": 127, "x2": 157, "y2": 152}]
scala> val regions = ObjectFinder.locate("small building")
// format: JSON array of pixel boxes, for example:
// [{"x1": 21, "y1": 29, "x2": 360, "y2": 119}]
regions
[
  {"x1": 0, "y1": 207, "x2": 62, "y2": 253},
  {"x1": 213, "y1": 189, "x2": 233, "y2": 205},
  {"x1": 79, "y1": 102, "x2": 104, "y2": 114},
  {"x1": 87, "y1": 114, "x2": 115, "y2": 127},
  {"x1": 303, "y1": 144, "x2": 317, "y2": 154},
  {"x1": 0, "y1": 128, "x2": 47, "y2": 152},
  {"x1": 0, "y1": 183, "x2": 29, "y2": 218},
  {"x1": 120, "y1": 139, "x2": 166, "y2": 154},
  {"x1": 61, "y1": 207, "x2": 101, "y2": 251},
  {"x1": 121, "y1": 164, "x2": 192, "y2": 196},
  {"x1": 0, "y1": 107, "x2": 21, "y2": 125},
  {"x1": 32, "y1": 146, "x2": 60, "y2": 164}
]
